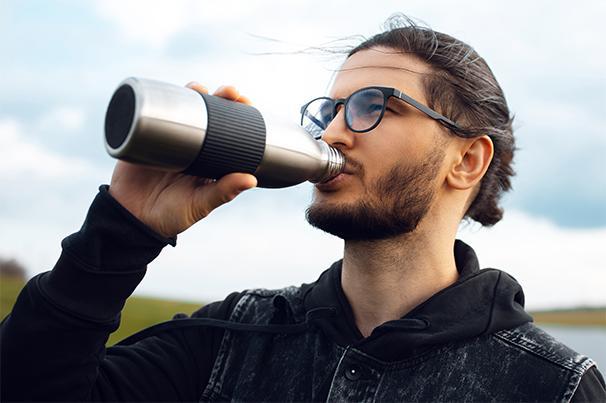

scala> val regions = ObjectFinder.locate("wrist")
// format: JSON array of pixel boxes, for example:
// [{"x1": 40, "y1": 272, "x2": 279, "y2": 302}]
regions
[{"x1": 62, "y1": 185, "x2": 176, "y2": 272}]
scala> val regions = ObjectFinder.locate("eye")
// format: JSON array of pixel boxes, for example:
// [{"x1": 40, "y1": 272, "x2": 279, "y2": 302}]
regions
[{"x1": 369, "y1": 103, "x2": 383, "y2": 113}]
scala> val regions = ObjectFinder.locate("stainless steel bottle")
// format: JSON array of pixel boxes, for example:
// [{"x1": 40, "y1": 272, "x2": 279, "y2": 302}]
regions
[{"x1": 104, "y1": 77, "x2": 345, "y2": 188}]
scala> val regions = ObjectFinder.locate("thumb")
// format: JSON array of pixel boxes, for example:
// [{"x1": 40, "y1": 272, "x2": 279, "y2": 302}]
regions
[{"x1": 193, "y1": 173, "x2": 257, "y2": 217}]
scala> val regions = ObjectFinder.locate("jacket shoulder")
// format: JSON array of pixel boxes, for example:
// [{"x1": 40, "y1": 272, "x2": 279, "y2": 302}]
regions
[
  {"x1": 494, "y1": 322, "x2": 595, "y2": 374},
  {"x1": 227, "y1": 285, "x2": 307, "y2": 324}
]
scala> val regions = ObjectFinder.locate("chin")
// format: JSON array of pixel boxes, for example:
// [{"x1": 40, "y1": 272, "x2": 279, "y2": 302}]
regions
[{"x1": 312, "y1": 187, "x2": 359, "y2": 209}]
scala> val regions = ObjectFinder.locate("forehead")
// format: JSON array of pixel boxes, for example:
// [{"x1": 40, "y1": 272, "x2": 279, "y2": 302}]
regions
[{"x1": 330, "y1": 47, "x2": 431, "y2": 102}]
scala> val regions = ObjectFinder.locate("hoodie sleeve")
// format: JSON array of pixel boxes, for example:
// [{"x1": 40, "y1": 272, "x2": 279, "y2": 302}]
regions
[
  {"x1": 571, "y1": 366, "x2": 606, "y2": 402},
  {"x1": 0, "y1": 185, "x2": 239, "y2": 401}
]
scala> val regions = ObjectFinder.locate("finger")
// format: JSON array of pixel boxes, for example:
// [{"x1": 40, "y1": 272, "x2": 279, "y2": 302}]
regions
[
  {"x1": 192, "y1": 173, "x2": 257, "y2": 217},
  {"x1": 236, "y1": 94, "x2": 253, "y2": 105},
  {"x1": 186, "y1": 81, "x2": 209, "y2": 94},
  {"x1": 213, "y1": 85, "x2": 240, "y2": 101},
  {"x1": 213, "y1": 86, "x2": 252, "y2": 105}
]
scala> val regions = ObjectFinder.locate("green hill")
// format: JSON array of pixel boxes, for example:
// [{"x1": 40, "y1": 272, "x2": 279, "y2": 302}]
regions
[{"x1": 0, "y1": 275, "x2": 204, "y2": 346}]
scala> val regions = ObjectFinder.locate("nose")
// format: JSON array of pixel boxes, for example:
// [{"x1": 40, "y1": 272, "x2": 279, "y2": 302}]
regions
[{"x1": 321, "y1": 107, "x2": 355, "y2": 149}]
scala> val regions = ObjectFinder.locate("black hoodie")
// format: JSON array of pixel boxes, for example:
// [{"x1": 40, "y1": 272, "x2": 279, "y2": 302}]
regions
[
  {"x1": 298, "y1": 244, "x2": 532, "y2": 363},
  {"x1": 1, "y1": 186, "x2": 604, "y2": 401}
]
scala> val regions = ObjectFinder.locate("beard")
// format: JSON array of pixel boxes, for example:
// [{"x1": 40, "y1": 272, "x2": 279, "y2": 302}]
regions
[{"x1": 305, "y1": 150, "x2": 444, "y2": 241}]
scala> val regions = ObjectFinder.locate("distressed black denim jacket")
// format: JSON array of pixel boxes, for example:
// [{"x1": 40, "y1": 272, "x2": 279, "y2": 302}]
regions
[{"x1": 193, "y1": 247, "x2": 597, "y2": 401}]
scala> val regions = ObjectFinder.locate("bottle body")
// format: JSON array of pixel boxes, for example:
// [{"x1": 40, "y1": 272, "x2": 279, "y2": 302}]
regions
[{"x1": 104, "y1": 77, "x2": 344, "y2": 188}]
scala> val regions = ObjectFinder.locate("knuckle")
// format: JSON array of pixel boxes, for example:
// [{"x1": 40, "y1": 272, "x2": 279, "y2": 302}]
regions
[{"x1": 192, "y1": 206, "x2": 210, "y2": 222}]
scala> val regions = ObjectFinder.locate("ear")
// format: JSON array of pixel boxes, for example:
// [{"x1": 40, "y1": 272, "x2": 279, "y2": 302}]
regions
[{"x1": 446, "y1": 135, "x2": 494, "y2": 190}]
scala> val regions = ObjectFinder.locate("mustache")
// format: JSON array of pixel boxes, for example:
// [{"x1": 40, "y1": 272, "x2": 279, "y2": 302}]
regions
[{"x1": 343, "y1": 155, "x2": 364, "y2": 177}]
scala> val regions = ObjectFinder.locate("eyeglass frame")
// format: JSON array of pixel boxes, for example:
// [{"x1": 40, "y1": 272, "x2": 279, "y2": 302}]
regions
[{"x1": 299, "y1": 86, "x2": 461, "y2": 139}]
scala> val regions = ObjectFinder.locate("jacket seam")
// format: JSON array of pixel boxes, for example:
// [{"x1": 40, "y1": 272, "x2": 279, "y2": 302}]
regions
[
  {"x1": 348, "y1": 343, "x2": 448, "y2": 369},
  {"x1": 326, "y1": 346, "x2": 350, "y2": 400},
  {"x1": 493, "y1": 330, "x2": 593, "y2": 373}
]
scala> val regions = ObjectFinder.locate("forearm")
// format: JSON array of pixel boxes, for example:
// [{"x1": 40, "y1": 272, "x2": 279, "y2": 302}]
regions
[{"x1": 0, "y1": 186, "x2": 174, "y2": 401}]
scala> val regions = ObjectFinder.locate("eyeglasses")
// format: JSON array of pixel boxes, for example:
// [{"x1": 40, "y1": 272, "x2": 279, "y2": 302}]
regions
[{"x1": 300, "y1": 86, "x2": 461, "y2": 140}]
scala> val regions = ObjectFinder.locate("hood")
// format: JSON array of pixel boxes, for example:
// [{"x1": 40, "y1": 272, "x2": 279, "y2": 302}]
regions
[{"x1": 295, "y1": 240, "x2": 532, "y2": 362}]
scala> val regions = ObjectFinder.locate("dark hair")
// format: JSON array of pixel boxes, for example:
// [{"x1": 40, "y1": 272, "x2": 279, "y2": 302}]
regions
[{"x1": 348, "y1": 15, "x2": 515, "y2": 226}]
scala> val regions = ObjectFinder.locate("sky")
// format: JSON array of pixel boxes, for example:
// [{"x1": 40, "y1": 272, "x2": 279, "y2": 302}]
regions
[{"x1": 0, "y1": 0, "x2": 604, "y2": 310}]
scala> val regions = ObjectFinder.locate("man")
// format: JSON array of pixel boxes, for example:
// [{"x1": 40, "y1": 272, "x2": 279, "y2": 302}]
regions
[{"x1": 1, "y1": 16, "x2": 604, "y2": 401}]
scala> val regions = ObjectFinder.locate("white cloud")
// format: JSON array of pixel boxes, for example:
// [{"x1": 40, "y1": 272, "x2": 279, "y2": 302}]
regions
[
  {"x1": 37, "y1": 106, "x2": 87, "y2": 132},
  {"x1": 0, "y1": 118, "x2": 95, "y2": 180},
  {"x1": 93, "y1": 0, "x2": 192, "y2": 48},
  {"x1": 91, "y1": 0, "x2": 606, "y2": 69},
  {"x1": 457, "y1": 212, "x2": 606, "y2": 310},
  {"x1": 93, "y1": 0, "x2": 269, "y2": 48}
]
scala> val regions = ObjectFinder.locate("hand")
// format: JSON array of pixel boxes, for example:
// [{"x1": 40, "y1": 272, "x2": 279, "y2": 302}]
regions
[{"x1": 108, "y1": 83, "x2": 258, "y2": 238}]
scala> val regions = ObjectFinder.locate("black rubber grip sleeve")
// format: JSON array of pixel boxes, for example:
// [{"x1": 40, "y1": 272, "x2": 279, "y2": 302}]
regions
[{"x1": 183, "y1": 93, "x2": 266, "y2": 178}]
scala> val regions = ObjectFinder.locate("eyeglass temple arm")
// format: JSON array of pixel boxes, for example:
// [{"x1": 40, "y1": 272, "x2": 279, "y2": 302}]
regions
[{"x1": 394, "y1": 90, "x2": 460, "y2": 130}]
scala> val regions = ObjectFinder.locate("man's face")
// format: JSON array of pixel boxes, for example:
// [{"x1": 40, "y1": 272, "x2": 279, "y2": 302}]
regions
[{"x1": 306, "y1": 47, "x2": 451, "y2": 241}]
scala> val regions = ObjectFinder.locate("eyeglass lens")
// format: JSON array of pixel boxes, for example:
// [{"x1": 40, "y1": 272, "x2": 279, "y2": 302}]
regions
[
  {"x1": 346, "y1": 88, "x2": 385, "y2": 132},
  {"x1": 301, "y1": 98, "x2": 334, "y2": 139},
  {"x1": 301, "y1": 88, "x2": 387, "y2": 138}
]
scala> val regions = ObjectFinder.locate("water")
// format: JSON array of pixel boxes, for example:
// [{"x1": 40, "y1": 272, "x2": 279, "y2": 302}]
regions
[{"x1": 539, "y1": 325, "x2": 606, "y2": 370}]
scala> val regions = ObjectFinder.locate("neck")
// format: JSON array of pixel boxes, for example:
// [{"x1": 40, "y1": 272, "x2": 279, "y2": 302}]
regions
[{"x1": 341, "y1": 220, "x2": 459, "y2": 338}]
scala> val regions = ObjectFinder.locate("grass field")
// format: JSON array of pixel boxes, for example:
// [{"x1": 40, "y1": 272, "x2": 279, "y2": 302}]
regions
[
  {"x1": 0, "y1": 275, "x2": 204, "y2": 345},
  {"x1": 530, "y1": 308, "x2": 606, "y2": 327},
  {"x1": 2, "y1": 275, "x2": 604, "y2": 346}
]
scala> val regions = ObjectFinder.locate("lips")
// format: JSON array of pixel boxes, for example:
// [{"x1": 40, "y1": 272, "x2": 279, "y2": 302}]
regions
[
  {"x1": 316, "y1": 158, "x2": 360, "y2": 190},
  {"x1": 315, "y1": 172, "x2": 352, "y2": 191},
  {"x1": 336, "y1": 161, "x2": 357, "y2": 177},
  {"x1": 318, "y1": 165, "x2": 354, "y2": 183}
]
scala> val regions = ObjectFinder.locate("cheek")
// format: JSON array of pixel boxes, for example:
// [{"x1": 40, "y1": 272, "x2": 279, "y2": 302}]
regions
[
  {"x1": 381, "y1": 114, "x2": 440, "y2": 147},
  {"x1": 352, "y1": 120, "x2": 440, "y2": 183},
  {"x1": 358, "y1": 135, "x2": 416, "y2": 167},
  {"x1": 358, "y1": 147, "x2": 406, "y2": 187}
]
